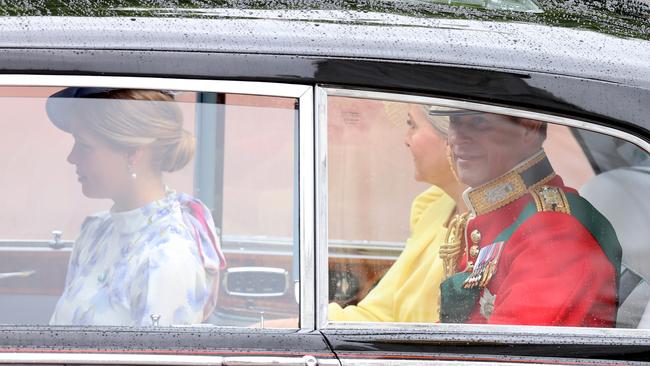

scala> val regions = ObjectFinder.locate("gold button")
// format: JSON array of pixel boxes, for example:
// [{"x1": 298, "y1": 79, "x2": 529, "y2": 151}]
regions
[
  {"x1": 470, "y1": 229, "x2": 481, "y2": 244},
  {"x1": 469, "y1": 245, "x2": 480, "y2": 258}
]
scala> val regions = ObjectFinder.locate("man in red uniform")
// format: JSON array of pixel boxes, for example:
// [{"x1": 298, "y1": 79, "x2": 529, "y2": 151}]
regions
[{"x1": 439, "y1": 111, "x2": 621, "y2": 327}]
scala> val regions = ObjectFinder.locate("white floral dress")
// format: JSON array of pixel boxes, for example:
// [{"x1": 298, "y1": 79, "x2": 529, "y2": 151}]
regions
[{"x1": 50, "y1": 191, "x2": 224, "y2": 326}]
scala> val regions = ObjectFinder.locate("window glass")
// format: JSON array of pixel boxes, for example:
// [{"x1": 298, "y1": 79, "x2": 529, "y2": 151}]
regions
[
  {"x1": 327, "y1": 95, "x2": 650, "y2": 329},
  {"x1": 0, "y1": 87, "x2": 299, "y2": 327}
]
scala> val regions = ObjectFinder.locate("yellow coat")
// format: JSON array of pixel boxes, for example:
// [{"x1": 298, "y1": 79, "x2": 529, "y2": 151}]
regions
[{"x1": 328, "y1": 186, "x2": 455, "y2": 323}]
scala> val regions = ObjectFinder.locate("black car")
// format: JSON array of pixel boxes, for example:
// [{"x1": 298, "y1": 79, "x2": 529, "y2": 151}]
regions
[{"x1": 0, "y1": 1, "x2": 649, "y2": 365}]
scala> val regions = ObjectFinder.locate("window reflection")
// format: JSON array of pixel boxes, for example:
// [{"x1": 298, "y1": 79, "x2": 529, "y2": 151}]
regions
[
  {"x1": 45, "y1": 89, "x2": 224, "y2": 326},
  {"x1": 327, "y1": 97, "x2": 649, "y2": 329},
  {"x1": 0, "y1": 87, "x2": 299, "y2": 327}
]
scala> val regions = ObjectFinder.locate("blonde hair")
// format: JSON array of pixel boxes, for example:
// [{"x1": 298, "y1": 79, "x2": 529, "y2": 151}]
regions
[
  {"x1": 382, "y1": 102, "x2": 450, "y2": 137},
  {"x1": 82, "y1": 89, "x2": 194, "y2": 173}
]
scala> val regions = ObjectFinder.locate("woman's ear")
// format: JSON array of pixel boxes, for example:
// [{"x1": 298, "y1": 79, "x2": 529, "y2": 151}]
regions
[
  {"x1": 125, "y1": 148, "x2": 145, "y2": 174},
  {"x1": 126, "y1": 148, "x2": 144, "y2": 163}
]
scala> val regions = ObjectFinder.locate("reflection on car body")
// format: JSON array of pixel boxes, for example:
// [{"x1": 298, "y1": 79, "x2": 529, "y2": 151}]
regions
[{"x1": 0, "y1": 0, "x2": 649, "y2": 365}]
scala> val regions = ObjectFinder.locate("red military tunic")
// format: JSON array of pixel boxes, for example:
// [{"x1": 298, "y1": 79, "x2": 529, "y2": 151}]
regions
[{"x1": 441, "y1": 151, "x2": 620, "y2": 327}]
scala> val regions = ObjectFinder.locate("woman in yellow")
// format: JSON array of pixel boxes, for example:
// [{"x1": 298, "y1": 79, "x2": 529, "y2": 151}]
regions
[{"x1": 328, "y1": 104, "x2": 467, "y2": 323}]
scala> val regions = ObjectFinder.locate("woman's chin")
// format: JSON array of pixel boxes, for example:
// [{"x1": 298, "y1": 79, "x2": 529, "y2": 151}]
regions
[{"x1": 80, "y1": 184, "x2": 104, "y2": 199}]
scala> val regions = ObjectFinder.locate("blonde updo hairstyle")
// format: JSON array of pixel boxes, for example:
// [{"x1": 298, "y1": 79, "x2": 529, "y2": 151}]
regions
[{"x1": 81, "y1": 89, "x2": 194, "y2": 173}]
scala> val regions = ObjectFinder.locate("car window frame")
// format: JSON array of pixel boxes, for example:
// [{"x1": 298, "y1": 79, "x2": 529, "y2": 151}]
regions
[
  {"x1": 0, "y1": 74, "x2": 316, "y2": 331},
  {"x1": 316, "y1": 86, "x2": 650, "y2": 342}
]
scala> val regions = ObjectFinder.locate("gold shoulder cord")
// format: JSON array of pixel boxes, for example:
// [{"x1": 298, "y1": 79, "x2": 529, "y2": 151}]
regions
[{"x1": 439, "y1": 212, "x2": 469, "y2": 279}]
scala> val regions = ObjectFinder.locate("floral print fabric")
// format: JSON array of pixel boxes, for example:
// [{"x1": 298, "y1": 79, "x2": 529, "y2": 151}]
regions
[{"x1": 50, "y1": 191, "x2": 224, "y2": 326}]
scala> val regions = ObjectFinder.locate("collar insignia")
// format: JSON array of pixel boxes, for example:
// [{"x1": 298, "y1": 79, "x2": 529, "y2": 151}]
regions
[{"x1": 463, "y1": 150, "x2": 556, "y2": 216}]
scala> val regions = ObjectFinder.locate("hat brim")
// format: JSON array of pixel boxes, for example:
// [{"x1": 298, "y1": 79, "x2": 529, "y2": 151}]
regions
[
  {"x1": 428, "y1": 106, "x2": 483, "y2": 117},
  {"x1": 46, "y1": 87, "x2": 115, "y2": 133}
]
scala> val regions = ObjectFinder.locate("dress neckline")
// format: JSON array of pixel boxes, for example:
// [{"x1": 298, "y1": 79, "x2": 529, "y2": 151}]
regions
[{"x1": 110, "y1": 191, "x2": 178, "y2": 235}]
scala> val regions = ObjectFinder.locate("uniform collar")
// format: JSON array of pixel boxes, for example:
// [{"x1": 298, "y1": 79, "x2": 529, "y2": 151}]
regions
[{"x1": 462, "y1": 150, "x2": 556, "y2": 216}]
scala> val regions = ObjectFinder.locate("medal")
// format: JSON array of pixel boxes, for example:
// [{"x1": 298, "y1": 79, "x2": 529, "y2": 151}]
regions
[{"x1": 463, "y1": 241, "x2": 504, "y2": 289}]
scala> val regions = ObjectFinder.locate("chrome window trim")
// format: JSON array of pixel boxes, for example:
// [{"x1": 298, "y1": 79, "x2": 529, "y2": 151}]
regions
[
  {"x1": 0, "y1": 74, "x2": 310, "y2": 98},
  {"x1": 338, "y1": 360, "x2": 550, "y2": 366},
  {"x1": 0, "y1": 353, "x2": 224, "y2": 365},
  {"x1": 317, "y1": 86, "x2": 650, "y2": 337},
  {"x1": 0, "y1": 353, "x2": 340, "y2": 366},
  {"x1": 0, "y1": 75, "x2": 314, "y2": 330},
  {"x1": 324, "y1": 321, "x2": 650, "y2": 341},
  {"x1": 315, "y1": 86, "x2": 330, "y2": 329},
  {"x1": 298, "y1": 86, "x2": 316, "y2": 330}
]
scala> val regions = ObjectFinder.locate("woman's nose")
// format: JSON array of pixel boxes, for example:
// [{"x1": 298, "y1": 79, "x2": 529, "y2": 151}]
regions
[
  {"x1": 66, "y1": 148, "x2": 76, "y2": 165},
  {"x1": 404, "y1": 130, "x2": 413, "y2": 147}
]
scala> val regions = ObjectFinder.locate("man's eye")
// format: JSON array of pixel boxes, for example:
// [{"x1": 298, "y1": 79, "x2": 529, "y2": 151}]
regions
[{"x1": 471, "y1": 118, "x2": 489, "y2": 129}]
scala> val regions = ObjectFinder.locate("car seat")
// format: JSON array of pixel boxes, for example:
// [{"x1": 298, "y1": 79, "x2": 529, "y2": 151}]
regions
[{"x1": 580, "y1": 166, "x2": 650, "y2": 328}]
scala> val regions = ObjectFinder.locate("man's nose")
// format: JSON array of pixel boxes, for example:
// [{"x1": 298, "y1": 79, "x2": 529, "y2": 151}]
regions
[{"x1": 448, "y1": 125, "x2": 471, "y2": 146}]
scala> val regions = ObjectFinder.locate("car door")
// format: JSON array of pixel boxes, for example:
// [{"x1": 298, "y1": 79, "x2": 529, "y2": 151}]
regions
[
  {"x1": 317, "y1": 83, "x2": 650, "y2": 364},
  {"x1": 0, "y1": 75, "x2": 338, "y2": 366}
]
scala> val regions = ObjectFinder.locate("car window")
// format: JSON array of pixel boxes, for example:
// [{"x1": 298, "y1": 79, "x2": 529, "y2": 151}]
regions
[
  {"x1": 326, "y1": 93, "x2": 650, "y2": 329},
  {"x1": 0, "y1": 86, "x2": 300, "y2": 327}
]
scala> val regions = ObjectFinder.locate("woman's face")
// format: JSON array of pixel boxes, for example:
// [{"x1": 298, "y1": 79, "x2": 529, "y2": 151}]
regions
[
  {"x1": 66, "y1": 120, "x2": 131, "y2": 200},
  {"x1": 404, "y1": 105, "x2": 451, "y2": 185}
]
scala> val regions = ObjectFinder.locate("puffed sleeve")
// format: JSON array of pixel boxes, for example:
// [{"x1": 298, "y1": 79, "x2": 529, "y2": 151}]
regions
[
  {"x1": 486, "y1": 212, "x2": 617, "y2": 326},
  {"x1": 129, "y1": 240, "x2": 211, "y2": 326}
]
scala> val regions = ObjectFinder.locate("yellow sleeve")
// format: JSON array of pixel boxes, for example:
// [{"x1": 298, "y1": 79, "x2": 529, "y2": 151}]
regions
[{"x1": 328, "y1": 186, "x2": 454, "y2": 323}]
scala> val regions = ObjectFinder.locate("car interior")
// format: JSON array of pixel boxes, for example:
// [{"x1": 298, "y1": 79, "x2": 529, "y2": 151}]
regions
[{"x1": 0, "y1": 86, "x2": 647, "y2": 330}]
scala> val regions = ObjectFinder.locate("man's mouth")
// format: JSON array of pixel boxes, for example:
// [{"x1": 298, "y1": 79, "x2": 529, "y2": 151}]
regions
[{"x1": 454, "y1": 150, "x2": 482, "y2": 162}]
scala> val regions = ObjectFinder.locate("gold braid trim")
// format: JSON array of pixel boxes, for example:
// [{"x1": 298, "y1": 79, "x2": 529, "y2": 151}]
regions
[
  {"x1": 439, "y1": 212, "x2": 469, "y2": 279},
  {"x1": 530, "y1": 186, "x2": 571, "y2": 214}
]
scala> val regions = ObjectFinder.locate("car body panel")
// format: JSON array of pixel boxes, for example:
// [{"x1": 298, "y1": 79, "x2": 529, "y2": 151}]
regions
[
  {"x1": 1, "y1": 15, "x2": 648, "y2": 136},
  {"x1": 0, "y1": 8, "x2": 649, "y2": 366}
]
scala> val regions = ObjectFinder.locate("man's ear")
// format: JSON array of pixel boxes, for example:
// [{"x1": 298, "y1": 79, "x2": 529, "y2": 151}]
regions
[{"x1": 519, "y1": 118, "x2": 544, "y2": 144}]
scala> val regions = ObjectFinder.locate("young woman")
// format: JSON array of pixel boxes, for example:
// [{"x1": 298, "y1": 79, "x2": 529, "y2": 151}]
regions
[{"x1": 47, "y1": 88, "x2": 225, "y2": 326}]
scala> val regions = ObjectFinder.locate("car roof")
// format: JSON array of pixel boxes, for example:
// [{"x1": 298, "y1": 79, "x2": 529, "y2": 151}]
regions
[{"x1": 1, "y1": 11, "x2": 649, "y2": 89}]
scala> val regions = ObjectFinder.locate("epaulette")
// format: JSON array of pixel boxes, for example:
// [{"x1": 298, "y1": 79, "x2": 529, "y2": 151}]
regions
[{"x1": 529, "y1": 185, "x2": 571, "y2": 214}]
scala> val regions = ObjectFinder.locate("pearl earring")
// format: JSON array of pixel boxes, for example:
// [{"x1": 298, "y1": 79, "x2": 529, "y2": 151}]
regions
[{"x1": 128, "y1": 162, "x2": 137, "y2": 180}]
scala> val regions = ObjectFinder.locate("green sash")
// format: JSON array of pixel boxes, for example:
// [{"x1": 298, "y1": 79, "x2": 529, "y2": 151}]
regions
[{"x1": 440, "y1": 192, "x2": 622, "y2": 323}]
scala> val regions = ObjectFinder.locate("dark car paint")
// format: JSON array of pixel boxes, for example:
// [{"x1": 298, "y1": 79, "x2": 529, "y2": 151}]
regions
[
  {"x1": 0, "y1": 327, "x2": 333, "y2": 355},
  {"x1": 323, "y1": 329, "x2": 650, "y2": 362},
  {"x1": 1, "y1": 15, "x2": 648, "y2": 138},
  {"x1": 0, "y1": 12, "x2": 649, "y2": 365},
  {"x1": 2, "y1": 50, "x2": 648, "y2": 142}
]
